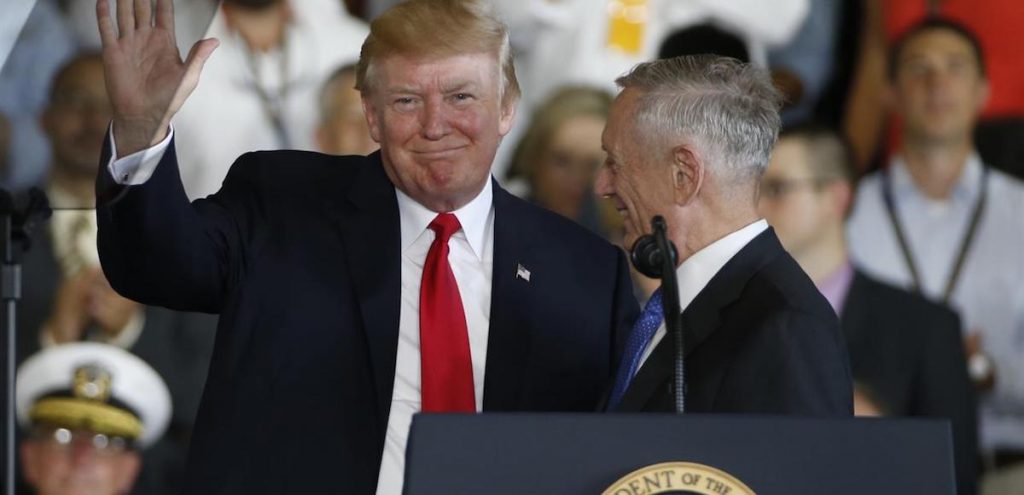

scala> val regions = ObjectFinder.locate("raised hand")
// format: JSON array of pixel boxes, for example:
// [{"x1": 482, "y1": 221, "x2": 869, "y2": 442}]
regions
[{"x1": 97, "y1": 0, "x2": 219, "y2": 156}]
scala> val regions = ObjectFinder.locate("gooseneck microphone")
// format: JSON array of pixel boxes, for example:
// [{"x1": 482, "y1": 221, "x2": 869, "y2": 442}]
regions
[{"x1": 629, "y1": 216, "x2": 685, "y2": 414}]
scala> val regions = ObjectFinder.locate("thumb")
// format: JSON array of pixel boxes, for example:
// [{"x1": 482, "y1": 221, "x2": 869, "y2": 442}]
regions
[
  {"x1": 165, "y1": 38, "x2": 220, "y2": 124},
  {"x1": 184, "y1": 38, "x2": 220, "y2": 79}
]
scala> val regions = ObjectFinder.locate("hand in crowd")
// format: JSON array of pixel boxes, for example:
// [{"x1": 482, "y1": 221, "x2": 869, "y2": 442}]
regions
[
  {"x1": 96, "y1": 0, "x2": 218, "y2": 156},
  {"x1": 46, "y1": 267, "x2": 140, "y2": 343},
  {"x1": 965, "y1": 332, "x2": 996, "y2": 392}
]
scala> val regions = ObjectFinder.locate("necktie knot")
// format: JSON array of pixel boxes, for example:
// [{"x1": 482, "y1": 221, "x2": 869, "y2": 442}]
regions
[{"x1": 429, "y1": 213, "x2": 461, "y2": 244}]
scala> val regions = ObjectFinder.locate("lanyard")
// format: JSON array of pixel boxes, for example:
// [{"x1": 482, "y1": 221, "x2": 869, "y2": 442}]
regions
[
  {"x1": 243, "y1": 37, "x2": 292, "y2": 149},
  {"x1": 880, "y1": 163, "x2": 989, "y2": 303}
]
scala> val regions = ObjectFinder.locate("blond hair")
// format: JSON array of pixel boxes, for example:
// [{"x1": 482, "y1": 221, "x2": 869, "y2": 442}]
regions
[{"x1": 355, "y1": 0, "x2": 520, "y2": 106}]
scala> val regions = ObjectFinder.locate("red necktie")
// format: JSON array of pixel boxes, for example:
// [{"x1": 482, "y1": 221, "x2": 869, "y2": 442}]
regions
[{"x1": 419, "y1": 213, "x2": 476, "y2": 412}]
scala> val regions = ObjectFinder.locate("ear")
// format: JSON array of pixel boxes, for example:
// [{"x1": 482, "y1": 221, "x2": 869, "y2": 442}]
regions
[
  {"x1": 828, "y1": 180, "x2": 854, "y2": 218},
  {"x1": 361, "y1": 96, "x2": 382, "y2": 144},
  {"x1": 670, "y1": 144, "x2": 704, "y2": 206},
  {"x1": 975, "y1": 78, "x2": 991, "y2": 114},
  {"x1": 498, "y1": 98, "x2": 517, "y2": 137}
]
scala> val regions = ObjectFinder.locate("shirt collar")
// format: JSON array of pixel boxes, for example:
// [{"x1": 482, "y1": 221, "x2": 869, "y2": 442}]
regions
[
  {"x1": 674, "y1": 219, "x2": 769, "y2": 311},
  {"x1": 396, "y1": 178, "x2": 493, "y2": 261},
  {"x1": 815, "y1": 260, "x2": 855, "y2": 316},
  {"x1": 889, "y1": 152, "x2": 984, "y2": 204}
]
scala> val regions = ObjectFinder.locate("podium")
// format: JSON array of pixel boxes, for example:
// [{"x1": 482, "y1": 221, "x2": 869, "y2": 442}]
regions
[{"x1": 403, "y1": 413, "x2": 954, "y2": 494}]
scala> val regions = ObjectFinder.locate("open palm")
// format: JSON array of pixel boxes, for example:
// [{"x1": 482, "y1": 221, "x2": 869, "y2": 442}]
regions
[{"x1": 97, "y1": 0, "x2": 218, "y2": 156}]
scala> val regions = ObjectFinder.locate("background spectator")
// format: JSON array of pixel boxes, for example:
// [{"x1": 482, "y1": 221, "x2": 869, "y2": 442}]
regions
[{"x1": 315, "y1": 63, "x2": 377, "y2": 156}]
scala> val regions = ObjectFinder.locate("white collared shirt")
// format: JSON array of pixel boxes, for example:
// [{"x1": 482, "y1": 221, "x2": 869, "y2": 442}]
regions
[
  {"x1": 375, "y1": 181, "x2": 494, "y2": 495},
  {"x1": 848, "y1": 153, "x2": 1024, "y2": 452},
  {"x1": 637, "y1": 219, "x2": 769, "y2": 369},
  {"x1": 107, "y1": 133, "x2": 495, "y2": 494}
]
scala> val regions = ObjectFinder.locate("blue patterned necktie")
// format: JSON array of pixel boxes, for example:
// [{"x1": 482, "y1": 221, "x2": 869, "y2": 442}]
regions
[{"x1": 609, "y1": 289, "x2": 664, "y2": 409}]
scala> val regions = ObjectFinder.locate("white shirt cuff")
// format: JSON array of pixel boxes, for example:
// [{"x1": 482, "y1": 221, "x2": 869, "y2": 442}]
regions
[{"x1": 107, "y1": 124, "x2": 174, "y2": 185}]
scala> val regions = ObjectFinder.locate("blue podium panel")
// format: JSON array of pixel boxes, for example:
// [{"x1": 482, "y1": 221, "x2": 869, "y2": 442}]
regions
[{"x1": 403, "y1": 413, "x2": 954, "y2": 495}]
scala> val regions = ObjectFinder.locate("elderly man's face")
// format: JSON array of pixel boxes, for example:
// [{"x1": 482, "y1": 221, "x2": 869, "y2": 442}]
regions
[
  {"x1": 596, "y1": 89, "x2": 677, "y2": 250},
  {"x1": 20, "y1": 427, "x2": 141, "y2": 495},
  {"x1": 362, "y1": 52, "x2": 515, "y2": 212}
]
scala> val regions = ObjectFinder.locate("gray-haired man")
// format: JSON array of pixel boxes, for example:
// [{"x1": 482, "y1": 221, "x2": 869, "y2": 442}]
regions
[{"x1": 598, "y1": 55, "x2": 852, "y2": 414}]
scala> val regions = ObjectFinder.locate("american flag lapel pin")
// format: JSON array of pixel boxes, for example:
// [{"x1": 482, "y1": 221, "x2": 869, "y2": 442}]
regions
[{"x1": 516, "y1": 263, "x2": 531, "y2": 282}]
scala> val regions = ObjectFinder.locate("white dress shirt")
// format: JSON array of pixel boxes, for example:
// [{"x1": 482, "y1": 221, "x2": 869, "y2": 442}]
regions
[
  {"x1": 374, "y1": 181, "x2": 495, "y2": 494},
  {"x1": 637, "y1": 219, "x2": 768, "y2": 369},
  {"x1": 848, "y1": 153, "x2": 1024, "y2": 452},
  {"x1": 107, "y1": 133, "x2": 494, "y2": 495}
]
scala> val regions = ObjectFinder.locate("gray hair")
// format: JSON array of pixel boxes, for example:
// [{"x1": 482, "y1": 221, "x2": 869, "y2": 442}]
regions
[{"x1": 616, "y1": 55, "x2": 782, "y2": 181}]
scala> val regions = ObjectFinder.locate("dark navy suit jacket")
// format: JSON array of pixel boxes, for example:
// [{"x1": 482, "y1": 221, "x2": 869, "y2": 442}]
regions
[
  {"x1": 842, "y1": 271, "x2": 976, "y2": 495},
  {"x1": 96, "y1": 142, "x2": 638, "y2": 494},
  {"x1": 611, "y1": 229, "x2": 853, "y2": 416}
]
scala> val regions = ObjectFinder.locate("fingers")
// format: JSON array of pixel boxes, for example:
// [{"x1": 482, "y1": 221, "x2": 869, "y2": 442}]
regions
[
  {"x1": 155, "y1": 0, "x2": 174, "y2": 30},
  {"x1": 135, "y1": 0, "x2": 152, "y2": 28},
  {"x1": 97, "y1": 0, "x2": 118, "y2": 46},
  {"x1": 116, "y1": 0, "x2": 135, "y2": 37}
]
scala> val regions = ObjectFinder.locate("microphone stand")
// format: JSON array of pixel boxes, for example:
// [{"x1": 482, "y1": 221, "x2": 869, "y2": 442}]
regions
[
  {"x1": 649, "y1": 217, "x2": 685, "y2": 414},
  {"x1": 2, "y1": 189, "x2": 50, "y2": 495}
]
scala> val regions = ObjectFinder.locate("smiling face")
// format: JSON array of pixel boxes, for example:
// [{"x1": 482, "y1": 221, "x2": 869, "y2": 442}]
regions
[
  {"x1": 595, "y1": 89, "x2": 677, "y2": 250},
  {"x1": 362, "y1": 52, "x2": 515, "y2": 212}
]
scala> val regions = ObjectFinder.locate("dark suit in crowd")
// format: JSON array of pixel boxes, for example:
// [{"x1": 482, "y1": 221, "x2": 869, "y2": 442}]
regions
[{"x1": 842, "y1": 270, "x2": 977, "y2": 495}]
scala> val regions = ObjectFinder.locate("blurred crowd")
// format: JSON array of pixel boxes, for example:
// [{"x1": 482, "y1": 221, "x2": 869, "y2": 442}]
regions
[{"x1": 1, "y1": 0, "x2": 1023, "y2": 494}]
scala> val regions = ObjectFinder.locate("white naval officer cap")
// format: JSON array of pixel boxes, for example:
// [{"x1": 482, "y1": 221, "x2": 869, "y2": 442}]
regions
[{"x1": 16, "y1": 342, "x2": 172, "y2": 449}]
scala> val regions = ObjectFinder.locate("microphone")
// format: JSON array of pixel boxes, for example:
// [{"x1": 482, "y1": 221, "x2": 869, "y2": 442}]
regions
[
  {"x1": 629, "y1": 215, "x2": 686, "y2": 414},
  {"x1": 630, "y1": 218, "x2": 678, "y2": 279}
]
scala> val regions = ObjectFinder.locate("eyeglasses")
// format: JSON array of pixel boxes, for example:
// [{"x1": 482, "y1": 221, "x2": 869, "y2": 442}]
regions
[
  {"x1": 33, "y1": 427, "x2": 132, "y2": 455},
  {"x1": 760, "y1": 177, "x2": 830, "y2": 200}
]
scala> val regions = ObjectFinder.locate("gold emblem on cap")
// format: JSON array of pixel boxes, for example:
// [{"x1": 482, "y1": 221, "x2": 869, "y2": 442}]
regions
[
  {"x1": 603, "y1": 462, "x2": 755, "y2": 495},
  {"x1": 73, "y1": 364, "x2": 113, "y2": 402}
]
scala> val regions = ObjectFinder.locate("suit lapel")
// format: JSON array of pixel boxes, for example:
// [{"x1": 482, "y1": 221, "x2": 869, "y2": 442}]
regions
[
  {"x1": 329, "y1": 152, "x2": 402, "y2": 423},
  {"x1": 482, "y1": 182, "x2": 535, "y2": 410},
  {"x1": 614, "y1": 228, "x2": 787, "y2": 411}
]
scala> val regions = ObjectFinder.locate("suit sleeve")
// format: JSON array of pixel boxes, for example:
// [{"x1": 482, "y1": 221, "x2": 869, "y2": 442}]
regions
[
  {"x1": 96, "y1": 135, "x2": 261, "y2": 313},
  {"x1": 913, "y1": 309, "x2": 977, "y2": 495},
  {"x1": 721, "y1": 309, "x2": 853, "y2": 416}
]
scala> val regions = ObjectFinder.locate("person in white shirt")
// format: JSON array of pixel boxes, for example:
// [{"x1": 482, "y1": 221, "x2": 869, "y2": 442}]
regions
[
  {"x1": 846, "y1": 18, "x2": 1024, "y2": 494},
  {"x1": 172, "y1": 0, "x2": 368, "y2": 199}
]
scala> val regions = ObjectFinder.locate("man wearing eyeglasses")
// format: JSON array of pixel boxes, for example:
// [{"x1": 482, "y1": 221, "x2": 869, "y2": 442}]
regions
[
  {"x1": 758, "y1": 124, "x2": 977, "y2": 495},
  {"x1": 16, "y1": 342, "x2": 171, "y2": 495}
]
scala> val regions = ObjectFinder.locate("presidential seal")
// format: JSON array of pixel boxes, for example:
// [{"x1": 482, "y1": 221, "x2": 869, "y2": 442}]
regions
[{"x1": 603, "y1": 462, "x2": 755, "y2": 495}]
